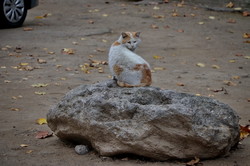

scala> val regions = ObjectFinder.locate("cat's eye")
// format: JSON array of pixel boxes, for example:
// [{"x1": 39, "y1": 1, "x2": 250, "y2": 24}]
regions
[
  {"x1": 128, "y1": 41, "x2": 131, "y2": 44},
  {"x1": 133, "y1": 41, "x2": 136, "y2": 43}
]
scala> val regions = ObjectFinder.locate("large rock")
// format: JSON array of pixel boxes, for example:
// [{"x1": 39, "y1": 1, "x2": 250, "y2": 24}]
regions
[{"x1": 47, "y1": 80, "x2": 240, "y2": 160}]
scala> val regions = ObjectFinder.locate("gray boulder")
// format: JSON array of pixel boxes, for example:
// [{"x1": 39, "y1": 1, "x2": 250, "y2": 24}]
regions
[{"x1": 47, "y1": 80, "x2": 240, "y2": 160}]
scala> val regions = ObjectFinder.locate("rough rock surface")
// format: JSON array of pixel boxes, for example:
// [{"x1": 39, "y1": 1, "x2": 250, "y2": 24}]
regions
[{"x1": 47, "y1": 80, "x2": 240, "y2": 160}]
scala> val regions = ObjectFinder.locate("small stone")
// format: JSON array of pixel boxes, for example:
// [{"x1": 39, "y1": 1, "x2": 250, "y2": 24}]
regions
[{"x1": 75, "y1": 145, "x2": 89, "y2": 155}]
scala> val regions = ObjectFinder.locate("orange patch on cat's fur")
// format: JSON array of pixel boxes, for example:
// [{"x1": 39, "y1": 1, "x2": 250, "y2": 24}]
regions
[
  {"x1": 113, "y1": 64, "x2": 123, "y2": 76},
  {"x1": 121, "y1": 32, "x2": 131, "y2": 44},
  {"x1": 133, "y1": 64, "x2": 152, "y2": 86},
  {"x1": 112, "y1": 41, "x2": 121, "y2": 46},
  {"x1": 132, "y1": 32, "x2": 140, "y2": 38}
]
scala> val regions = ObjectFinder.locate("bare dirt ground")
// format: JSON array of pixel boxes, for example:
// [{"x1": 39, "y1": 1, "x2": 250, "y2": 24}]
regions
[{"x1": 0, "y1": 0, "x2": 250, "y2": 165}]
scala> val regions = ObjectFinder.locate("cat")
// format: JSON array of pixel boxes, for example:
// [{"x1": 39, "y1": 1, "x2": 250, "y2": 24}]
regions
[{"x1": 108, "y1": 32, "x2": 152, "y2": 87}]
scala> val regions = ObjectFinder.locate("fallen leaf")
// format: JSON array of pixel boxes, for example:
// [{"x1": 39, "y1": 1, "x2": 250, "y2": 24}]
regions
[
  {"x1": 102, "y1": 14, "x2": 108, "y2": 17},
  {"x1": 227, "y1": 18, "x2": 236, "y2": 23},
  {"x1": 235, "y1": 54, "x2": 243, "y2": 57},
  {"x1": 20, "y1": 63, "x2": 29, "y2": 66},
  {"x1": 102, "y1": 39, "x2": 108, "y2": 43},
  {"x1": 72, "y1": 41, "x2": 78, "y2": 45},
  {"x1": 23, "y1": 27, "x2": 33, "y2": 31},
  {"x1": 10, "y1": 108, "x2": 20, "y2": 111},
  {"x1": 153, "y1": 15, "x2": 165, "y2": 19},
  {"x1": 34, "y1": 91, "x2": 46, "y2": 95},
  {"x1": 243, "y1": 11, "x2": 250, "y2": 16},
  {"x1": 172, "y1": 12, "x2": 179, "y2": 17},
  {"x1": 229, "y1": 59, "x2": 236, "y2": 63},
  {"x1": 244, "y1": 56, "x2": 250, "y2": 59},
  {"x1": 153, "y1": 6, "x2": 160, "y2": 10},
  {"x1": 23, "y1": 66, "x2": 34, "y2": 71},
  {"x1": 36, "y1": 118, "x2": 47, "y2": 125},
  {"x1": 1, "y1": 47, "x2": 8, "y2": 51},
  {"x1": 186, "y1": 157, "x2": 200, "y2": 166},
  {"x1": 20, "y1": 144, "x2": 28, "y2": 147},
  {"x1": 88, "y1": 20, "x2": 95, "y2": 24},
  {"x1": 176, "y1": 82, "x2": 184, "y2": 86},
  {"x1": 243, "y1": 33, "x2": 250, "y2": 39},
  {"x1": 198, "y1": 22, "x2": 204, "y2": 25},
  {"x1": 48, "y1": 51, "x2": 55, "y2": 54},
  {"x1": 177, "y1": 1, "x2": 184, "y2": 7},
  {"x1": 243, "y1": 40, "x2": 250, "y2": 43},
  {"x1": 196, "y1": 63, "x2": 205, "y2": 67},
  {"x1": 211, "y1": 65, "x2": 220, "y2": 69},
  {"x1": 223, "y1": 80, "x2": 237, "y2": 86},
  {"x1": 226, "y1": 2, "x2": 234, "y2": 8},
  {"x1": 163, "y1": 0, "x2": 169, "y2": 3},
  {"x1": 96, "y1": 48, "x2": 106, "y2": 52},
  {"x1": 177, "y1": 29, "x2": 184, "y2": 33},
  {"x1": 35, "y1": 13, "x2": 51, "y2": 19},
  {"x1": 208, "y1": 16, "x2": 215, "y2": 20},
  {"x1": 248, "y1": 99, "x2": 250, "y2": 102},
  {"x1": 153, "y1": 55, "x2": 163, "y2": 59},
  {"x1": 98, "y1": 67, "x2": 104, "y2": 73},
  {"x1": 35, "y1": 131, "x2": 53, "y2": 139},
  {"x1": 240, "y1": 125, "x2": 250, "y2": 140},
  {"x1": 65, "y1": 67, "x2": 73, "y2": 71},
  {"x1": 4, "y1": 80, "x2": 11, "y2": 83},
  {"x1": 26, "y1": 150, "x2": 33, "y2": 154},
  {"x1": 151, "y1": 24, "x2": 159, "y2": 29},
  {"x1": 61, "y1": 48, "x2": 75, "y2": 55},
  {"x1": 153, "y1": 67, "x2": 166, "y2": 71},
  {"x1": 231, "y1": 76, "x2": 240, "y2": 80},
  {"x1": 31, "y1": 83, "x2": 48, "y2": 88},
  {"x1": 37, "y1": 58, "x2": 47, "y2": 64}
]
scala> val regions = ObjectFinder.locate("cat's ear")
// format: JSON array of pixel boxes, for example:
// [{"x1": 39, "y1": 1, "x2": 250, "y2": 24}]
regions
[
  {"x1": 121, "y1": 32, "x2": 128, "y2": 38},
  {"x1": 135, "y1": 32, "x2": 141, "y2": 38}
]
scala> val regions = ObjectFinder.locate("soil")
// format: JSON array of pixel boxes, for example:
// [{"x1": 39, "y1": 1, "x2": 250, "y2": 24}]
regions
[{"x1": 0, "y1": 0, "x2": 249, "y2": 165}]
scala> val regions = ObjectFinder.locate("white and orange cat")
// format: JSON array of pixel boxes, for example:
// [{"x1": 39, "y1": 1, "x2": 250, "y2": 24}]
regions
[{"x1": 108, "y1": 32, "x2": 152, "y2": 87}]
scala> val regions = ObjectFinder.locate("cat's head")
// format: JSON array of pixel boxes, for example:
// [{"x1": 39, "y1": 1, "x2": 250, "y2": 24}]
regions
[{"x1": 118, "y1": 32, "x2": 141, "y2": 51}]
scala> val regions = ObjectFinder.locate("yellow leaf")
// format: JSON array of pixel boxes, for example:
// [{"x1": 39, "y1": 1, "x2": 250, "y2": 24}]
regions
[
  {"x1": 244, "y1": 56, "x2": 250, "y2": 59},
  {"x1": 243, "y1": 33, "x2": 250, "y2": 38},
  {"x1": 35, "y1": 91, "x2": 46, "y2": 95},
  {"x1": 61, "y1": 48, "x2": 75, "y2": 55},
  {"x1": 31, "y1": 83, "x2": 48, "y2": 88},
  {"x1": 231, "y1": 76, "x2": 240, "y2": 80},
  {"x1": 208, "y1": 16, "x2": 215, "y2": 20},
  {"x1": 153, "y1": 6, "x2": 160, "y2": 10},
  {"x1": 153, "y1": 67, "x2": 166, "y2": 71},
  {"x1": 26, "y1": 150, "x2": 33, "y2": 154},
  {"x1": 36, "y1": 118, "x2": 47, "y2": 125},
  {"x1": 196, "y1": 63, "x2": 205, "y2": 67},
  {"x1": 102, "y1": 14, "x2": 108, "y2": 17},
  {"x1": 198, "y1": 22, "x2": 204, "y2": 25},
  {"x1": 11, "y1": 108, "x2": 20, "y2": 111},
  {"x1": 226, "y1": 2, "x2": 234, "y2": 8},
  {"x1": 20, "y1": 63, "x2": 29, "y2": 66},
  {"x1": 229, "y1": 59, "x2": 236, "y2": 63},
  {"x1": 212, "y1": 65, "x2": 220, "y2": 69},
  {"x1": 223, "y1": 80, "x2": 237, "y2": 86},
  {"x1": 20, "y1": 144, "x2": 28, "y2": 147},
  {"x1": 153, "y1": 55, "x2": 163, "y2": 59},
  {"x1": 35, "y1": 16, "x2": 44, "y2": 19}
]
